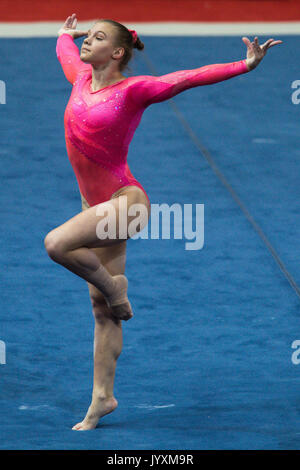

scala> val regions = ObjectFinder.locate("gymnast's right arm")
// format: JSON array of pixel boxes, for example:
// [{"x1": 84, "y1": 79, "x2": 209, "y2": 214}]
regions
[{"x1": 56, "y1": 14, "x2": 90, "y2": 85}]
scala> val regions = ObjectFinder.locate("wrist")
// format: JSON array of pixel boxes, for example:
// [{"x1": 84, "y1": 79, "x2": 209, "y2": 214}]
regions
[
  {"x1": 245, "y1": 58, "x2": 260, "y2": 71},
  {"x1": 58, "y1": 30, "x2": 74, "y2": 38},
  {"x1": 245, "y1": 58, "x2": 254, "y2": 71}
]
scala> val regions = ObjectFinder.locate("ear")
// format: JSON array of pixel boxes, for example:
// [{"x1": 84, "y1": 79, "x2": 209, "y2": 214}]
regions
[{"x1": 112, "y1": 46, "x2": 125, "y2": 60}]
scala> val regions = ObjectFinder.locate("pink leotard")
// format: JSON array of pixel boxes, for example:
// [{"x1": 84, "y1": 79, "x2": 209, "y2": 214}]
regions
[{"x1": 56, "y1": 33, "x2": 249, "y2": 207}]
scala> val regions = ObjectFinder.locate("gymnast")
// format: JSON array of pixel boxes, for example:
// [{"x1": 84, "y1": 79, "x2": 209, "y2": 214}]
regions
[{"x1": 44, "y1": 13, "x2": 282, "y2": 430}]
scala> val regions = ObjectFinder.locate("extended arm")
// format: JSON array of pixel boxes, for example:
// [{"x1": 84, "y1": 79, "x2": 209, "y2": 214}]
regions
[
  {"x1": 131, "y1": 35, "x2": 282, "y2": 108},
  {"x1": 131, "y1": 59, "x2": 249, "y2": 108}
]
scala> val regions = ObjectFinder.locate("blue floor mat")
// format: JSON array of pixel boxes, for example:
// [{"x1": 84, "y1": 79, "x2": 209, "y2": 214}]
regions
[{"x1": 0, "y1": 35, "x2": 299, "y2": 449}]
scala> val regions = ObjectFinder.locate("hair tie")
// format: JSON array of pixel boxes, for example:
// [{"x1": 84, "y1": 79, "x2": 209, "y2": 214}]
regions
[{"x1": 129, "y1": 29, "x2": 138, "y2": 44}]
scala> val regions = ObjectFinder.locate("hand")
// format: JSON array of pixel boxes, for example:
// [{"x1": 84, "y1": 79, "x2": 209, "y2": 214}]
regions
[
  {"x1": 58, "y1": 13, "x2": 88, "y2": 39},
  {"x1": 242, "y1": 36, "x2": 283, "y2": 71}
]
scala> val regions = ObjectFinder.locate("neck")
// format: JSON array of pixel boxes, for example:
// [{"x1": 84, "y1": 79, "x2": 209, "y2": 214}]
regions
[{"x1": 91, "y1": 65, "x2": 126, "y2": 91}]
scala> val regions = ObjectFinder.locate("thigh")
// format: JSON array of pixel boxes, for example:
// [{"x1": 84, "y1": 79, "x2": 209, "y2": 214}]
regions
[
  {"x1": 91, "y1": 241, "x2": 127, "y2": 276},
  {"x1": 52, "y1": 186, "x2": 150, "y2": 250},
  {"x1": 81, "y1": 195, "x2": 127, "y2": 302}
]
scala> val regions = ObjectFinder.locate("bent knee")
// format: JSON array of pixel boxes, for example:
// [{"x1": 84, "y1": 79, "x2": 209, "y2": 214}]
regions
[{"x1": 44, "y1": 231, "x2": 66, "y2": 262}]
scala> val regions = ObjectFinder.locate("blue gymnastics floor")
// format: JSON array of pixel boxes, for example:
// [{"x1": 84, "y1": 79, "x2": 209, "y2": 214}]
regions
[{"x1": 0, "y1": 34, "x2": 300, "y2": 450}]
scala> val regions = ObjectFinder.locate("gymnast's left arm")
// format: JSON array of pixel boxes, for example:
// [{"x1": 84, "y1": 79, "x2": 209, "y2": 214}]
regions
[{"x1": 130, "y1": 36, "x2": 282, "y2": 108}]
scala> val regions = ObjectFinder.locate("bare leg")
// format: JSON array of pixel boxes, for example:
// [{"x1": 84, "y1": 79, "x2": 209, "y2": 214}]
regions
[
  {"x1": 44, "y1": 189, "x2": 150, "y2": 428},
  {"x1": 44, "y1": 186, "x2": 150, "y2": 320},
  {"x1": 72, "y1": 235, "x2": 126, "y2": 430}
]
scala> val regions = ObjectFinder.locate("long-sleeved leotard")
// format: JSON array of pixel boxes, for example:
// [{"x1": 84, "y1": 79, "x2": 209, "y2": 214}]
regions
[{"x1": 56, "y1": 33, "x2": 249, "y2": 207}]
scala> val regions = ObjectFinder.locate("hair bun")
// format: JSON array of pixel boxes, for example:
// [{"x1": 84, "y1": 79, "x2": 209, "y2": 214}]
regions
[{"x1": 134, "y1": 36, "x2": 144, "y2": 50}]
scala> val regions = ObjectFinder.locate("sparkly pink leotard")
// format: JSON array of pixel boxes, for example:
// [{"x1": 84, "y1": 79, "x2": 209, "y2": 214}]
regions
[{"x1": 56, "y1": 33, "x2": 249, "y2": 207}]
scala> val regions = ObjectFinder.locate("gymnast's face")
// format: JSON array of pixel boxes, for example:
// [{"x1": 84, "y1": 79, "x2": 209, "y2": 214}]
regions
[{"x1": 80, "y1": 22, "x2": 124, "y2": 66}]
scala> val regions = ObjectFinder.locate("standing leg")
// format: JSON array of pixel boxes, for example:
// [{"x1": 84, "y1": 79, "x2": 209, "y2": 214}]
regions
[{"x1": 72, "y1": 241, "x2": 127, "y2": 431}]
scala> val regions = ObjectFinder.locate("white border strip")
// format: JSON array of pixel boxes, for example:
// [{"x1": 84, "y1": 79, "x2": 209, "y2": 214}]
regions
[{"x1": 0, "y1": 21, "x2": 299, "y2": 37}]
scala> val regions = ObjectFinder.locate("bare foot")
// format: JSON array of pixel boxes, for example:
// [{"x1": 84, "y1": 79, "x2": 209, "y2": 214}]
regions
[
  {"x1": 72, "y1": 396, "x2": 118, "y2": 431},
  {"x1": 105, "y1": 274, "x2": 133, "y2": 321}
]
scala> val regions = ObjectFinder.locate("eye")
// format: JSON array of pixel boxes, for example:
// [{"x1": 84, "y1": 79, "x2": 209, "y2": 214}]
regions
[{"x1": 96, "y1": 37, "x2": 103, "y2": 40}]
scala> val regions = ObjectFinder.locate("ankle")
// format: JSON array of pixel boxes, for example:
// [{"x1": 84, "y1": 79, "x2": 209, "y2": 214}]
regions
[
  {"x1": 92, "y1": 389, "x2": 114, "y2": 401},
  {"x1": 106, "y1": 275, "x2": 128, "y2": 306}
]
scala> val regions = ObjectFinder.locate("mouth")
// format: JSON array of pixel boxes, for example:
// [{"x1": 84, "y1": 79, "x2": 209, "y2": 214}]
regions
[{"x1": 81, "y1": 47, "x2": 90, "y2": 52}]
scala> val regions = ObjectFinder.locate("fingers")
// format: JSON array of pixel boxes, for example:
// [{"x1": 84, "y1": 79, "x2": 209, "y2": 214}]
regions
[
  {"x1": 242, "y1": 36, "x2": 252, "y2": 48},
  {"x1": 64, "y1": 13, "x2": 77, "y2": 29},
  {"x1": 253, "y1": 37, "x2": 261, "y2": 50},
  {"x1": 64, "y1": 15, "x2": 72, "y2": 28},
  {"x1": 242, "y1": 36, "x2": 259, "y2": 50},
  {"x1": 243, "y1": 35, "x2": 282, "y2": 52},
  {"x1": 266, "y1": 40, "x2": 283, "y2": 49},
  {"x1": 261, "y1": 38, "x2": 274, "y2": 49},
  {"x1": 261, "y1": 38, "x2": 283, "y2": 50},
  {"x1": 252, "y1": 36, "x2": 283, "y2": 49}
]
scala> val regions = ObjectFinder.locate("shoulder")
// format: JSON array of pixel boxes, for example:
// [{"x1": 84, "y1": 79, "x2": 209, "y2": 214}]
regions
[
  {"x1": 125, "y1": 75, "x2": 158, "y2": 96},
  {"x1": 76, "y1": 65, "x2": 93, "y2": 78},
  {"x1": 124, "y1": 75, "x2": 162, "y2": 107},
  {"x1": 126, "y1": 75, "x2": 157, "y2": 86}
]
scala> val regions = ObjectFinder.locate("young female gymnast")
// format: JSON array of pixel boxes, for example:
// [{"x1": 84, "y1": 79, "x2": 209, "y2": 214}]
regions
[{"x1": 45, "y1": 13, "x2": 282, "y2": 430}]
